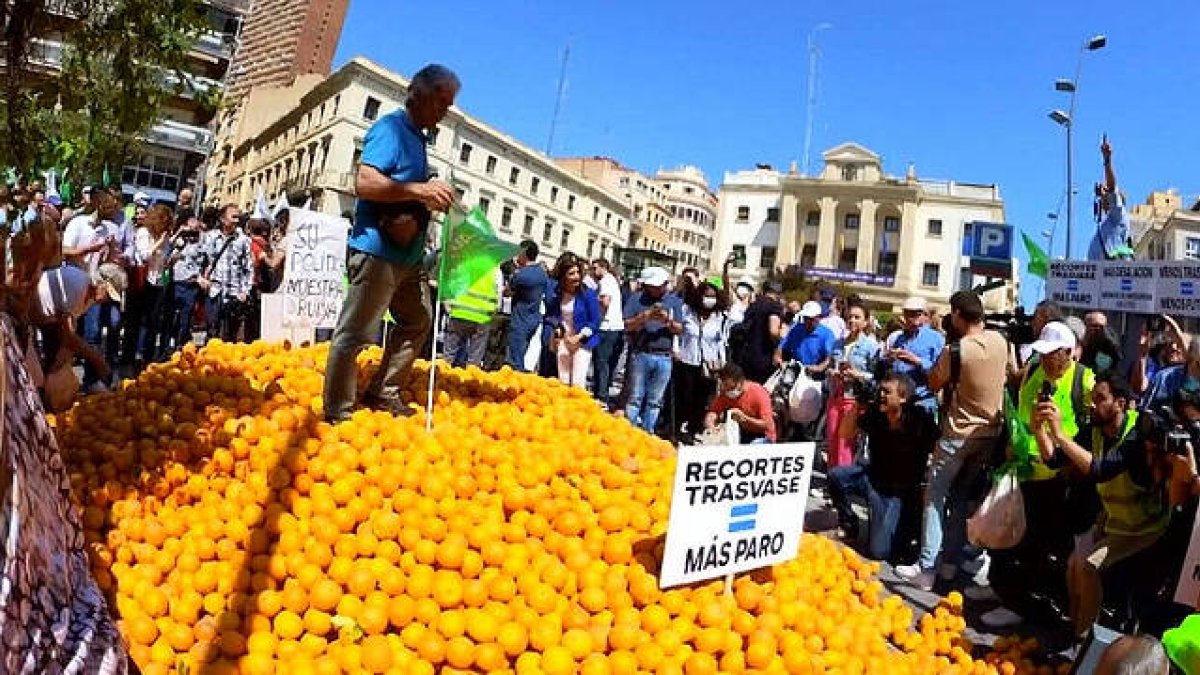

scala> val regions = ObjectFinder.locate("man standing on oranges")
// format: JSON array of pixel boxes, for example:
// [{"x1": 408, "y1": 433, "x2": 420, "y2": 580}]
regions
[{"x1": 323, "y1": 64, "x2": 460, "y2": 424}]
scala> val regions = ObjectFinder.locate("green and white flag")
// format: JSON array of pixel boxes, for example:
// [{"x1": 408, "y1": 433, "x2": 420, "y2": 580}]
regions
[{"x1": 437, "y1": 206, "x2": 518, "y2": 302}]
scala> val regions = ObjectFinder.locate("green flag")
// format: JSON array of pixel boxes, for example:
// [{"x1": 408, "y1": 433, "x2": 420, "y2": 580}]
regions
[
  {"x1": 438, "y1": 206, "x2": 519, "y2": 302},
  {"x1": 1022, "y1": 231, "x2": 1049, "y2": 279}
]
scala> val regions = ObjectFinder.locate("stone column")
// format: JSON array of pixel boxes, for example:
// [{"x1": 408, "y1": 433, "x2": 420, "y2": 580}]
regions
[
  {"x1": 778, "y1": 191, "x2": 799, "y2": 265},
  {"x1": 895, "y1": 201, "x2": 920, "y2": 287},
  {"x1": 815, "y1": 196, "x2": 838, "y2": 268},
  {"x1": 856, "y1": 198, "x2": 878, "y2": 272}
]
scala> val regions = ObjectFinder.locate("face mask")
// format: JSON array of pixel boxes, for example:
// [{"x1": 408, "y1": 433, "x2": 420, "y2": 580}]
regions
[
  {"x1": 736, "y1": 288, "x2": 750, "y2": 300},
  {"x1": 702, "y1": 297, "x2": 718, "y2": 309},
  {"x1": 725, "y1": 388, "x2": 742, "y2": 400},
  {"x1": 1094, "y1": 353, "x2": 1114, "y2": 373}
]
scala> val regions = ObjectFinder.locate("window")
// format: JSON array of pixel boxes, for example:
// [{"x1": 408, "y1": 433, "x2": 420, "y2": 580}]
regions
[
  {"x1": 800, "y1": 244, "x2": 817, "y2": 268},
  {"x1": 806, "y1": 210, "x2": 821, "y2": 227},
  {"x1": 509, "y1": 167, "x2": 520, "y2": 186},
  {"x1": 550, "y1": 186, "x2": 559, "y2": 204},
  {"x1": 530, "y1": 177, "x2": 540, "y2": 196},
  {"x1": 427, "y1": 127, "x2": 440, "y2": 146},
  {"x1": 841, "y1": 165, "x2": 858, "y2": 181},
  {"x1": 587, "y1": 237, "x2": 596, "y2": 257},
  {"x1": 844, "y1": 214, "x2": 860, "y2": 230},
  {"x1": 332, "y1": 95, "x2": 340, "y2": 115},
  {"x1": 592, "y1": 206, "x2": 600, "y2": 222},
  {"x1": 619, "y1": 177, "x2": 629, "y2": 187},
  {"x1": 766, "y1": 207, "x2": 780, "y2": 223},
  {"x1": 959, "y1": 267, "x2": 973, "y2": 291},
  {"x1": 501, "y1": 205, "x2": 513, "y2": 231},
  {"x1": 567, "y1": 194, "x2": 576, "y2": 211},
  {"x1": 838, "y1": 248, "x2": 858, "y2": 271},
  {"x1": 485, "y1": 155, "x2": 497, "y2": 175},
  {"x1": 731, "y1": 245, "x2": 746, "y2": 266},
  {"x1": 542, "y1": 221, "x2": 553, "y2": 244},
  {"x1": 922, "y1": 263, "x2": 940, "y2": 287},
  {"x1": 559, "y1": 229, "x2": 570, "y2": 250},
  {"x1": 877, "y1": 252, "x2": 898, "y2": 276},
  {"x1": 736, "y1": 206, "x2": 750, "y2": 222},
  {"x1": 927, "y1": 219, "x2": 943, "y2": 236},
  {"x1": 523, "y1": 213, "x2": 534, "y2": 236},
  {"x1": 884, "y1": 216, "x2": 901, "y2": 232},
  {"x1": 363, "y1": 96, "x2": 381, "y2": 121},
  {"x1": 761, "y1": 246, "x2": 776, "y2": 270},
  {"x1": 961, "y1": 222, "x2": 974, "y2": 256},
  {"x1": 478, "y1": 196, "x2": 491, "y2": 218},
  {"x1": 605, "y1": 213, "x2": 612, "y2": 226},
  {"x1": 458, "y1": 143, "x2": 472, "y2": 163},
  {"x1": 1186, "y1": 238, "x2": 1200, "y2": 260}
]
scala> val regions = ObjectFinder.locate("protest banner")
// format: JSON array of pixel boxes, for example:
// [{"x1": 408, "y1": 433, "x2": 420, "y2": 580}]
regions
[
  {"x1": 1175, "y1": 511, "x2": 1200, "y2": 606},
  {"x1": 1157, "y1": 262, "x2": 1200, "y2": 318},
  {"x1": 1098, "y1": 261, "x2": 1158, "y2": 313},
  {"x1": 659, "y1": 442, "x2": 815, "y2": 589},
  {"x1": 279, "y1": 209, "x2": 349, "y2": 330},
  {"x1": 1046, "y1": 260, "x2": 1099, "y2": 309}
]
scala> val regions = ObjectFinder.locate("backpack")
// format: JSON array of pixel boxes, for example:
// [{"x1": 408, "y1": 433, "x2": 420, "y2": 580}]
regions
[{"x1": 726, "y1": 321, "x2": 749, "y2": 368}]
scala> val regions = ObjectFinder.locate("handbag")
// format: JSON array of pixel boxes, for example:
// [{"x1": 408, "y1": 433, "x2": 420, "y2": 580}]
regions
[
  {"x1": 787, "y1": 366, "x2": 823, "y2": 423},
  {"x1": 696, "y1": 412, "x2": 741, "y2": 446},
  {"x1": 966, "y1": 469, "x2": 1026, "y2": 549}
]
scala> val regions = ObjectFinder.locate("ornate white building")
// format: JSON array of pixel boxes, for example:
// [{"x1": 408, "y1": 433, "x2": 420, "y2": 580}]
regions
[{"x1": 657, "y1": 166, "x2": 718, "y2": 271}]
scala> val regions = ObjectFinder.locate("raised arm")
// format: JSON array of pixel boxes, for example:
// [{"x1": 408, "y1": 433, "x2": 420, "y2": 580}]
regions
[{"x1": 1101, "y1": 135, "x2": 1116, "y2": 194}]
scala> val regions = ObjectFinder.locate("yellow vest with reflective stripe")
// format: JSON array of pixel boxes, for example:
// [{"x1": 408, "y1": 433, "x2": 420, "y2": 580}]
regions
[
  {"x1": 448, "y1": 272, "x2": 497, "y2": 325},
  {"x1": 1094, "y1": 410, "x2": 1169, "y2": 537},
  {"x1": 1019, "y1": 361, "x2": 1094, "y2": 481}
]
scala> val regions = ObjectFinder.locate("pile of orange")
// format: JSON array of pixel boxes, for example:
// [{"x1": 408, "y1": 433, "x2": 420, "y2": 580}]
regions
[{"x1": 54, "y1": 339, "x2": 1044, "y2": 674}]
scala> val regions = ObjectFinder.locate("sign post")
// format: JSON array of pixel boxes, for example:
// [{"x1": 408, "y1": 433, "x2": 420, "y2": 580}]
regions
[{"x1": 659, "y1": 442, "x2": 816, "y2": 589}]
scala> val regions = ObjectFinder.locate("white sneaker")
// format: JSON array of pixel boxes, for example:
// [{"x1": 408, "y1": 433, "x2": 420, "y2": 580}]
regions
[
  {"x1": 964, "y1": 585, "x2": 998, "y2": 602},
  {"x1": 894, "y1": 564, "x2": 935, "y2": 591},
  {"x1": 980, "y1": 606, "x2": 1024, "y2": 628}
]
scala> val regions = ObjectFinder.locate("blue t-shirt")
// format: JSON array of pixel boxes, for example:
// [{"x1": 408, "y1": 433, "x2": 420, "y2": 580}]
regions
[
  {"x1": 885, "y1": 325, "x2": 946, "y2": 398},
  {"x1": 1088, "y1": 190, "x2": 1132, "y2": 260},
  {"x1": 509, "y1": 264, "x2": 549, "y2": 325},
  {"x1": 780, "y1": 322, "x2": 836, "y2": 366},
  {"x1": 1141, "y1": 363, "x2": 1190, "y2": 412},
  {"x1": 623, "y1": 291, "x2": 684, "y2": 353},
  {"x1": 348, "y1": 109, "x2": 430, "y2": 268}
]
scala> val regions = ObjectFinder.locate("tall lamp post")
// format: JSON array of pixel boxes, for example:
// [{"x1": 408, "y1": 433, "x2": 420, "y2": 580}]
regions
[{"x1": 1047, "y1": 34, "x2": 1106, "y2": 260}]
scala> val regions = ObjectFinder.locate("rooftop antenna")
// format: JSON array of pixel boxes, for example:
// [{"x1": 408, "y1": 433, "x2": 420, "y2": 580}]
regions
[
  {"x1": 801, "y1": 23, "x2": 832, "y2": 177},
  {"x1": 545, "y1": 43, "x2": 570, "y2": 156}
]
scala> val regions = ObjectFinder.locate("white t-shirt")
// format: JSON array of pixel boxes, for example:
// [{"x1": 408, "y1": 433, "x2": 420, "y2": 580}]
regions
[
  {"x1": 61, "y1": 215, "x2": 104, "y2": 272},
  {"x1": 596, "y1": 272, "x2": 623, "y2": 331},
  {"x1": 34, "y1": 265, "x2": 92, "y2": 322},
  {"x1": 821, "y1": 314, "x2": 848, "y2": 342}
]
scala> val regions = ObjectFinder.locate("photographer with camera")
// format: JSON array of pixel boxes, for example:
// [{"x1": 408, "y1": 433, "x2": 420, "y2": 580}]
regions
[
  {"x1": 881, "y1": 296, "x2": 945, "y2": 418},
  {"x1": 1138, "y1": 315, "x2": 1194, "y2": 409},
  {"x1": 829, "y1": 373, "x2": 938, "y2": 561},
  {"x1": 1033, "y1": 374, "x2": 1200, "y2": 637},
  {"x1": 166, "y1": 217, "x2": 208, "y2": 354},
  {"x1": 897, "y1": 291, "x2": 1008, "y2": 589}
]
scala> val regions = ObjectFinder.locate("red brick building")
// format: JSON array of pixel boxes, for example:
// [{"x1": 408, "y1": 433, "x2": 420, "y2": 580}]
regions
[{"x1": 225, "y1": 0, "x2": 349, "y2": 101}]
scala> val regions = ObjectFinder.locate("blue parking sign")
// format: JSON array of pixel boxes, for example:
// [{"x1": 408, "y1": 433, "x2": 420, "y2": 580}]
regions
[{"x1": 969, "y1": 222, "x2": 1013, "y2": 279}]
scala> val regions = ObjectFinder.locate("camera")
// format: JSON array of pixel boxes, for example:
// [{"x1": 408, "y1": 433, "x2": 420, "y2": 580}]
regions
[
  {"x1": 853, "y1": 379, "x2": 879, "y2": 407},
  {"x1": 985, "y1": 307, "x2": 1035, "y2": 346},
  {"x1": 1145, "y1": 405, "x2": 1200, "y2": 455}
]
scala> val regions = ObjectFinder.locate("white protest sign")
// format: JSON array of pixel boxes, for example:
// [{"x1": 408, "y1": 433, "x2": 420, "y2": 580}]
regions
[
  {"x1": 659, "y1": 442, "x2": 815, "y2": 589},
  {"x1": 1175, "y1": 511, "x2": 1200, "y2": 606},
  {"x1": 1157, "y1": 262, "x2": 1200, "y2": 318},
  {"x1": 1098, "y1": 261, "x2": 1157, "y2": 313},
  {"x1": 1046, "y1": 261, "x2": 1099, "y2": 309},
  {"x1": 280, "y1": 209, "x2": 349, "y2": 329},
  {"x1": 259, "y1": 293, "x2": 315, "y2": 344}
]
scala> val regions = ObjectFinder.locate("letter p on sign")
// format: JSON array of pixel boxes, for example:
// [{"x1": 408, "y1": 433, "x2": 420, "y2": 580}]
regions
[{"x1": 980, "y1": 227, "x2": 1006, "y2": 257}]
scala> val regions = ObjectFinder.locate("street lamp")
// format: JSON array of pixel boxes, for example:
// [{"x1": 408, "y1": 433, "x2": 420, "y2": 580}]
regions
[{"x1": 1049, "y1": 34, "x2": 1106, "y2": 259}]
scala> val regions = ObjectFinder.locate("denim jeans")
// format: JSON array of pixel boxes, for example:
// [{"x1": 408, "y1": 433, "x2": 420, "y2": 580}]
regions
[
  {"x1": 324, "y1": 250, "x2": 431, "y2": 421},
  {"x1": 827, "y1": 464, "x2": 905, "y2": 560},
  {"x1": 624, "y1": 352, "x2": 673, "y2": 434},
  {"x1": 506, "y1": 317, "x2": 539, "y2": 372},
  {"x1": 82, "y1": 300, "x2": 121, "y2": 386},
  {"x1": 171, "y1": 281, "x2": 202, "y2": 353},
  {"x1": 918, "y1": 436, "x2": 991, "y2": 570},
  {"x1": 591, "y1": 329, "x2": 622, "y2": 407},
  {"x1": 443, "y1": 317, "x2": 490, "y2": 368}
]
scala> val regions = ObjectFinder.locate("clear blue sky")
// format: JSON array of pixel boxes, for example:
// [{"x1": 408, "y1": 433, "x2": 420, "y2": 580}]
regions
[{"x1": 335, "y1": 0, "x2": 1199, "y2": 308}]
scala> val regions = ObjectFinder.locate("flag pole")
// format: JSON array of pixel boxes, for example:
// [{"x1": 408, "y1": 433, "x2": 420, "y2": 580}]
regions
[{"x1": 424, "y1": 200, "x2": 465, "y2": 433}]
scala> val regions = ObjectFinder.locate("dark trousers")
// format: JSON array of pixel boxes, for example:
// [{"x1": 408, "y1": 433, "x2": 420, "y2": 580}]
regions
[
  {"x1": 81, "y1": 300, "x2": 121, "y2": 386},
  {"x1": 592, "y1": 329, "x2": 622, "y2": 407},
  {"x1": 171, "y1": 281, "x2": 202, "y2": 351},
  {"x1": 827, "y1": 464, "x2": 917, "y2": 561},
  {"x1": 124, "y1": 284, "x2": 169, "y2": 364},
  {"x1": 672, "y1": 362, "x2": 712, "y2": 440},
  {"x1": 209, "y1": 295, "x2": 251, "y2": 343},
  {"x1": 506, "y1": 317, "x2": 538, "y2": 372},
  {"x1": 988, "y1": 476, "x2": 1073, "y2": 616}
]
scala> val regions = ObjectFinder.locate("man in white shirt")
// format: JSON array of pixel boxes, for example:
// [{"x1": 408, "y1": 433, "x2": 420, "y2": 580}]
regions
[
  {"x1": 590, "y1": 258, "x2": 625, "y2": 408},
  {"x1": 61, "y1": 190, "x2": 122, "y2": 272},
  {"x1": 31, "y1": 263, "x2": 127, "y2": 397}
]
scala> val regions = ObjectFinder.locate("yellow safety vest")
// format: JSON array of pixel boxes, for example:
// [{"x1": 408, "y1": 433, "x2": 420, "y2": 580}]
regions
[
  {"x1": 448, "y1": 272, "x2": 498, "y2": 325},
  {"x1": 1019, "y1": 361, "x2": 1095, "y2": 481},
  {"x1": 1094, "y1": 410, "x2": 1169, "y2": 537}
]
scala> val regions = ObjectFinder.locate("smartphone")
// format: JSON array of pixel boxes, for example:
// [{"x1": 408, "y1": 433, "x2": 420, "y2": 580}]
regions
[
  {"x1": 1038, "y1": 381, "x2": 1054, "y2": 404},
  {"x1": 1146, "y1": 315, "x2": 1166, "y2": 333}
]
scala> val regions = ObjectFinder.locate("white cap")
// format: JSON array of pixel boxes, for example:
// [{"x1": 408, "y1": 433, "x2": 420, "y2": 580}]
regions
[
  {"x1": 639, "y1": 266, "x2": 670, "y2": 287},
  {"x1": 798, "y1": 301, "x2": 822, "y2": 319},
  {"x1": 736, "y1": 275, "x2": 755, "y2": 290},
  {"x1": 132, "y1": 191, "x2": 151, "y2": 206},
  {"x1": 1029, "y1": 321, "x2": 1077, "y2": 355},
  {"x1": 902, "y1": 296, "x2": 927, "y2": 312}
]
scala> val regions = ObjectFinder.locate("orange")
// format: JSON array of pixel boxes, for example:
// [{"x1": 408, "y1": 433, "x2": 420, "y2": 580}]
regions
[{"x1": 359, "y1": 634, "x2": 393, "y2": 673}]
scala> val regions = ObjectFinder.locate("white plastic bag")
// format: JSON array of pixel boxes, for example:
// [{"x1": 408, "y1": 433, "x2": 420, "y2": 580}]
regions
[
  {"x1": 967, "y1": 470, "x2": 1026, "y2": 549},
  {"x1": 696, "y1": 412, "x2": 741, "y2": 446},
  {"x1": 787, "y1": 367, "x2": 823, "y2": 423}
]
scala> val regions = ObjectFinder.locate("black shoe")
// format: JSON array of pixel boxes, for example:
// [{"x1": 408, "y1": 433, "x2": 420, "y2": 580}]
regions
[
  {"x1": 363, "y1": 394, "x2": 416, "y2": 418},
  {"x1": 325, "y1": 413, "x2": 351, "y2": 425}
]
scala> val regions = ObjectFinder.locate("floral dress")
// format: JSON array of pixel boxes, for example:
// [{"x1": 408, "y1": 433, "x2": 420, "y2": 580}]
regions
[{"x1": 0, "y1": 315, "x2": 127, "y2": 674}]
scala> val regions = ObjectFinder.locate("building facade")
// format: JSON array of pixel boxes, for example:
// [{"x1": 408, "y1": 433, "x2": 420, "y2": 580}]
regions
[
  {"x1": 208, "y1": 58, "x2": 633, "y2": 262},
  {"x1": 715, "y1": 143, "x2": 1013, "y2": 312},
  {"x1": 224, "y1": 0, "x2": 348, "y2": 101},
  {"x1": 1132, "y1": 190, "x2": 1200, "y2": 260},
  {"x1": 656, "y1": 166, "x2": 718, "y2": 271},
  {"x1": 555, "y1": 156, "x2": 675, "y2": 259}
]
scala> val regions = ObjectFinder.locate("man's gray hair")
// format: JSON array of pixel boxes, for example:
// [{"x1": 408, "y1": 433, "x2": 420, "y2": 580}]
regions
[{"x1": 410, "y1": 64, "x2": 461, "y2": 97}]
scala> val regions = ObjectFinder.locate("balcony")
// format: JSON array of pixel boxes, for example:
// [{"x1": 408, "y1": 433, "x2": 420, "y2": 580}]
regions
[
  {"x1": 205, "y1": 0, "x2": 250, "y2": 14},
  {"x1": 144, "y1": 119, "x2": 214, "y2": 155},
  {"x1": 279, "y1": 171, "x2": 356, "y2": 196},
  {"x1": 192, "y1": 30, "x2": 237, "y2": 61},
  {"x1": 163, "y1": 70, "x2": 221, "y2": 100}
]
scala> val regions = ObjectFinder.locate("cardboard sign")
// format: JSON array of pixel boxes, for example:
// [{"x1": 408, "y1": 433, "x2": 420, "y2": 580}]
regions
[
  {"x1": 1046, "y1": 261, "x2": 1100, "y2": 309},
  {"x1": 280, "y1": 209, "x2": 349, "y2": 329},
  {"x1": 1098, "y1": 262, "x2": 1157, "y2": 313},
  {"x1": 1175, "y1": 511, "x2": 1200, "y2": 606},
  {"x1": 659, "y1": 442, "x2": 815, "y2": 588},
  {"x1": 259, "y1": 293, "x2": 315, "y2": 344},
  {"x1": 1157, "y1": 263, "x2": 1200, "y2": 318}
]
